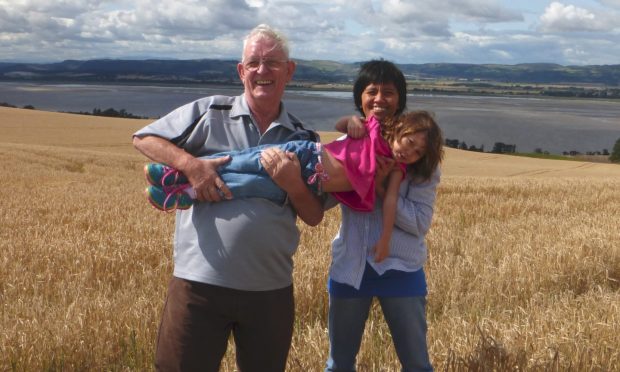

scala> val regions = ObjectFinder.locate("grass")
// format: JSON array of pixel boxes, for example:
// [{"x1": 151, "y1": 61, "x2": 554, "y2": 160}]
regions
[{"x1": 1, "y1": 107, "x2": 619, "y2": 371}]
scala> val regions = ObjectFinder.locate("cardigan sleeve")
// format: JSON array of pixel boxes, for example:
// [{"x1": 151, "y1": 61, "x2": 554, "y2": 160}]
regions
[{"x1": 393, "y1": 167, "x2": 441, "y2": 237}]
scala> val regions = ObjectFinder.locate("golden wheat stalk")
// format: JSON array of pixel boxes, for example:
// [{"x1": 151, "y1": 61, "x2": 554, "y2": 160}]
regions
[{"x1": 1, "y1": 107, "x2": 619, "y2": 370}]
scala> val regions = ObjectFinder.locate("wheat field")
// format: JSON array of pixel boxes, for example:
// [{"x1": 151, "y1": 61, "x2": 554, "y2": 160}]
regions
[{"x1": 1, "y1": 107, "x2": 619, "y2": 371}]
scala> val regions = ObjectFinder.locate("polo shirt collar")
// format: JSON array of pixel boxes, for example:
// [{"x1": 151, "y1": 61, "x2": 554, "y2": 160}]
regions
[{"x1": 235, "y1": 93, "x2": 298, "y2": 132}]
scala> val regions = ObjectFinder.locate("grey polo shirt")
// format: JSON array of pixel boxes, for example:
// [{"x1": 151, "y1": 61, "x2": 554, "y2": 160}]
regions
[{"x1": 134, "y1": 94, "x2": 315, "y2": 291}]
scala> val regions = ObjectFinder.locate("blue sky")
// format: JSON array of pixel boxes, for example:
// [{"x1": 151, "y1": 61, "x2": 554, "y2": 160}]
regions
[{"x1": 1, "y1": 0, "x2": 619, "y2": 65}]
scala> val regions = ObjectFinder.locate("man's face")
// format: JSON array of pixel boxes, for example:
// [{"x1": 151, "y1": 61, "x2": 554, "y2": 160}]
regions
[{"x1": 237, "y1": 37, "x2": 295, "y2": 111}]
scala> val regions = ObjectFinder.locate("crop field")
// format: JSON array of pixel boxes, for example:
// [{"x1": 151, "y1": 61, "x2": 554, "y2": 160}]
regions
[{"x1": 1, "y1": 107, "x2": 619, "y2": 371}]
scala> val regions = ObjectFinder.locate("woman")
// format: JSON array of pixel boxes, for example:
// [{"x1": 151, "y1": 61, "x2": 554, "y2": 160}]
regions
[{"x1": 325, "y1": 60, "x2": 443, "y2": 371}]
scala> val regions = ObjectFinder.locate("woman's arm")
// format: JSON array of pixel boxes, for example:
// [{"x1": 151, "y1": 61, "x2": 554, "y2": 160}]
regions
[
  {"x1": 372, "y1": 169, "x2": 403, "y2": 262},
  {"x1": 393, "y1": 168, "x2": 441, "y2": 237}
]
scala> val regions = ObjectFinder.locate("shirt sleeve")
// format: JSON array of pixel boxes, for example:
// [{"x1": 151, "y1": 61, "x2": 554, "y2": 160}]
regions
[
  {"x1": 394, "y1": 167, "x2": 441, "y2": 237},
  {"x1": 132, "y1": 97, "x2": 213, "y2": 145}
]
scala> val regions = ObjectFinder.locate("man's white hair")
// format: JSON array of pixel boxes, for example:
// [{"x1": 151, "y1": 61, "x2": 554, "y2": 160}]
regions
[{"x1": 242, "y1": 24, "x2": 290, "y2": 61}]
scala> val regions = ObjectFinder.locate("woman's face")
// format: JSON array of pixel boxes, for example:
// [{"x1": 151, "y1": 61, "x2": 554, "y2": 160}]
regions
[{"x1": 360, "y1": 82, "x2": 400, "y2": 122}]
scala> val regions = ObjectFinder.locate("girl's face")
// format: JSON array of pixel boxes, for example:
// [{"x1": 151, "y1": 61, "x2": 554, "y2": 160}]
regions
[
  {"x1": 361, "y1": 82, "x2": 399, "y2": 122},
  {"x1": 391, "y1": 131, "x2": 427, "y2": 165}
]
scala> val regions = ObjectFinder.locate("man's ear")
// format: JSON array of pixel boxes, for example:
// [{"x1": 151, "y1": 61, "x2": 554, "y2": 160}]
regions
[
  {"x1": 237, "y1": 62, "x2": 245, "y2": 82},
  {"x1": 285, "y1": 60, "x2": 296, "y2": 82}
]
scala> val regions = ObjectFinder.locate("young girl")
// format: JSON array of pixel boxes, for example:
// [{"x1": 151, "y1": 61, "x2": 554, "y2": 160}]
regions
[{"x1": 143, "y1": 110, "x2": 442, "y2": 261}]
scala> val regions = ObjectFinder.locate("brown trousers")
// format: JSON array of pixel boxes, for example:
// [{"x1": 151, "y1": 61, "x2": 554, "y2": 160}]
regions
[{"x1": 155, "y1": 277, "x2": 295, "y2": 372}]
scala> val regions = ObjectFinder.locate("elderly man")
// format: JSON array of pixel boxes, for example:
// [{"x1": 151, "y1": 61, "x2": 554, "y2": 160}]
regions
[{"x1": 133, "y1": 24, "x2": 324, "y2": 371}]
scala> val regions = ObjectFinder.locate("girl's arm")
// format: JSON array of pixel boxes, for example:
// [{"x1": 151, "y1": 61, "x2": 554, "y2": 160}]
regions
[
  {"x1": 372, "y1": 169, "x2": 403, "y2": 262},
  {"x1": 373, "y1": 155, "x2": 396, "y2": 199}
]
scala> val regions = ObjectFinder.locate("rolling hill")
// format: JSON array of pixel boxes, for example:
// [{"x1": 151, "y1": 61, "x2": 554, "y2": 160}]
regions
[{"x1": 1, "y1": 59, "x2": 619, "y2": 86}]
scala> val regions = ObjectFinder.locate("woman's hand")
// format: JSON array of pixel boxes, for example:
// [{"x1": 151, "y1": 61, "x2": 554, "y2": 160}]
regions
[
  {"x1": 346, "y1": 116, "x2": 366, "y2": 139},
  {"x1": 335, "y1": 115, "x2": 366, "y2": 139}
]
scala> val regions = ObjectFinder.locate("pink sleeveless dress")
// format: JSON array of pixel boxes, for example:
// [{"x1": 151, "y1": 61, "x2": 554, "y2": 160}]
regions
[{"x1": 324, "y1": 116, "x2": 404, "y2": 212}]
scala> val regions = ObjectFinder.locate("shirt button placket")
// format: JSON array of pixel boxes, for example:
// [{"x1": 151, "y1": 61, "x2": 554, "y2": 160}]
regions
[{"x1": 364, "y1": 219, "x2": 370, "y2": 251}]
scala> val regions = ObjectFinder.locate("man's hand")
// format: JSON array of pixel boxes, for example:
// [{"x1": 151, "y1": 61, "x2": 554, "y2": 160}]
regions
[
  {"x1": 259, "y1": 147, "x2": 303, "y2": 192},
  {"x1": 133, "y1": 135, "x2": 233, "y2": 203},
  {"x1": 260, "y1": 146, "x2": 324, "y2": 226},
  {"x1": 183, "y1": 156, "x2": 233, "y2": 202}
]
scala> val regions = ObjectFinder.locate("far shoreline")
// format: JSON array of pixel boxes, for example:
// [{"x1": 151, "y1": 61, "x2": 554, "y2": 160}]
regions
[{"x1": 1, "y1": 79, "x2": 619, "y2": 101}]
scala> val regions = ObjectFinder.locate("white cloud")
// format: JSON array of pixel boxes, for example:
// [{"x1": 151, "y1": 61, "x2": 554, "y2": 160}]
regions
[
  {"x1": 378, "y1": 0, "x2": 522, "y2": 24},
  {"x1": 0, "y1": 0, "x2": 619, "y2": 65},
  {"x1": 596, "y1": 0, "x2": 620, "y2": 8},
  {"x1": 491, "y1": 49, "x2": 513, "y2": 59},
  {"x1": 538, "y1": 2, "x2": 609, "y2": 32},
  {"x1": 245, "y1": 0, "x2": 264, "y2": 7}
]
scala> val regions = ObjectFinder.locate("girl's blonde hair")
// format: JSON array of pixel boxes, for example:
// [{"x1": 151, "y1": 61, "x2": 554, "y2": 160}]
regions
[{"x1": 382, "y1": 110, "x2": 444, "y2": 181}]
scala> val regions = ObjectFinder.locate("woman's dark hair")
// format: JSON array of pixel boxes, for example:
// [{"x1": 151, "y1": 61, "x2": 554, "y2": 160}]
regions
[{"x1": 353, "y1": 60, "x2": 407, "y2": 117}]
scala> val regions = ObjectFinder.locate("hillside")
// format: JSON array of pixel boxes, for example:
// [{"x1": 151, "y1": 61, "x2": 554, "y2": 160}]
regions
[{"x1": 1, "y1": 59, "x2": 619, "y2": 88}]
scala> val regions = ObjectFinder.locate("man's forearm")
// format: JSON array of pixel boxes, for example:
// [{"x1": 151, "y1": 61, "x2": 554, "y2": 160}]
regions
[
  {"x1": 133, "y1": 135, "x2": 195, "y2": 172},
  {"x1": 287, "y1": 179, "x2": 324, "y2": 226}
]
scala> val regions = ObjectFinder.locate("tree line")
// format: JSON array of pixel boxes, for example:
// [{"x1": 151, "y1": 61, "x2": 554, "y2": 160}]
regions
[
  {"x1": 0, "y1": 102, "x2": 145, "y2": 119},
  {"x1": 445, "y1": 139, "x2": 516, "y2": 154},
  {"x1": 1, "y1": 102, "x2": 35, "y2": 110},
  {"x1": 71, "y1": 107, "x2": 147, "y2": 119},
  {"x1": 445, "y1": 137, "x2": 620, "y2": 163}
]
